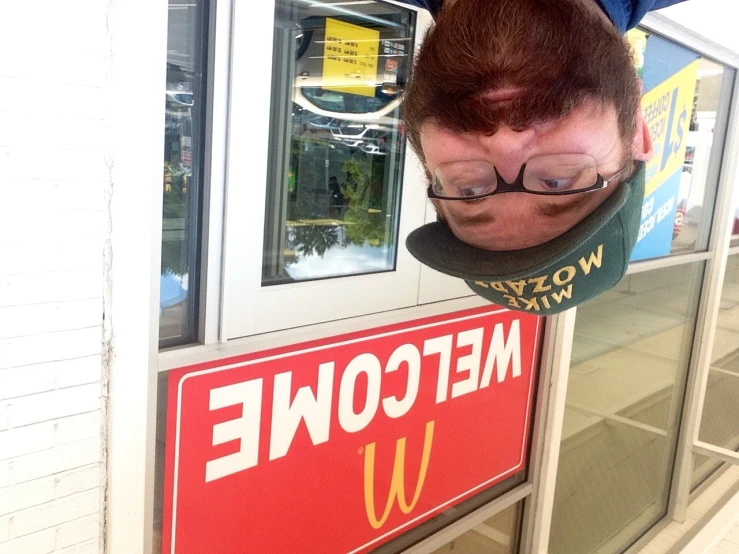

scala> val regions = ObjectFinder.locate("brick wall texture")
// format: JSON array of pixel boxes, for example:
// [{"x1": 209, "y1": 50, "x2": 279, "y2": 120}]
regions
[{"x1": 0, "y1": 1, "x2": 107, "y2": 552}]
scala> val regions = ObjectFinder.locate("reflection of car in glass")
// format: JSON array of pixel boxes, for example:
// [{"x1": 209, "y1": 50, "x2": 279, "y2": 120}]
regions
[
  {"x1": 329, "y1": 124, "x2": 370, "y2": 139},
  {"x1": 359, "y1": 143, "x2": 384, "y2": 155},
  {"x1": 302, "y1": 115, "x2": 336, "y2": 129},
  {"x1": 165, "y1": 62, "x2": 195, "y2": 108},
  {"x1": 166, "y1": 90, "x2": 194, "y2": 107},
  {"x1": 295, "y1": 108, "x2": 393, "y2": 154},
  {"x1": 329, "y1": 123, "x2": 392, "y2": 153}
]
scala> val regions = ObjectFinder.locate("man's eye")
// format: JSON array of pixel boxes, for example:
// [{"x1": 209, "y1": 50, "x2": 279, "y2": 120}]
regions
[
  {"x1": 457, "y1": 184, "x2": 488, "y2": 196},
  {"x1": 540, "y1": 178, "x2": 575, "y2": 190}
]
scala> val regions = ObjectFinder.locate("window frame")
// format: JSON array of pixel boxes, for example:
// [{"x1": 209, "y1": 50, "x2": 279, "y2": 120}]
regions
[
  {"x1": 159, "y1": 0, "x2": 212, "y2": 349},
  {"x1": 217, "y1": 0, "x2": 475, "y2": 341}
]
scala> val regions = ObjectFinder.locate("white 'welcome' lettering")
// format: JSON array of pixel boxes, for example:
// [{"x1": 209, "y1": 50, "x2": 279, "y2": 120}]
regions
[{"x1": 204, "y1": 321, "x2": 523, "y2": 481}]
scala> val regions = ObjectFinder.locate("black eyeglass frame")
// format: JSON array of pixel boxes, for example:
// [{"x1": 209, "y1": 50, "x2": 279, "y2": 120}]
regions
[{"x1": 427, "y1": 162, "x2": 632, "y2": 201}]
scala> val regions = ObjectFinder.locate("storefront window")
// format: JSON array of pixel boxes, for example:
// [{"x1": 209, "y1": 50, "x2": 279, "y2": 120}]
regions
[
  {"x1": 160, "y1": 0, "x2": 209, "y2": 346},
  {"x1": 626, "y1": 31, "x2": 730, "y2": 262},
  {"x1": 549, "y1": 263, "x2": 704, "y2": 554},
  {"x1": 431, "y1": 503, "x2": 522, "y2": 554},
  {"x1": 262, "y1": 0, "x2": 414, "y2": 284},
  {"x1": 693, "y1": 254, "x2": 739, "y2": 487}
]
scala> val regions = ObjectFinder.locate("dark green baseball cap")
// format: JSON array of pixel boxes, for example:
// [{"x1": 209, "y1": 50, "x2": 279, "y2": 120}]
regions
[{"x1": 406, "y1": 163, "x2": 645, "y2": 315}]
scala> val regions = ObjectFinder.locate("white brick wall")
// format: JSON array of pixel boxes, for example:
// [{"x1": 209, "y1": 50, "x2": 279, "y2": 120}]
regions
[{"x1": 0, "y1": 0, "x2": 108, "y2": 552}]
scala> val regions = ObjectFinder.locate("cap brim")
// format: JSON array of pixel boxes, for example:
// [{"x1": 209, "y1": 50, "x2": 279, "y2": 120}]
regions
[{"x1": 407, "y1": 179, "x2": 633, "y2": 282}]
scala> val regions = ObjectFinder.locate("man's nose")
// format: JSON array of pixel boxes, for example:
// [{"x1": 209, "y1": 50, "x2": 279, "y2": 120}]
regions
[{"x1": 476, "y1": 125, "x2": 536, "y2": 182}]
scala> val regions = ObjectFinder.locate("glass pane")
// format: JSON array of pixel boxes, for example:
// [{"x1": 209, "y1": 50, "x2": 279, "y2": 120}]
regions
[
  {"x1": 693, "y1": 254, "x2": 739, "y2": 487},
  {"x1": 627, "y1": 30, "x2": 730, "y2": 261},
  {"x1": 671, "y1": 58, "x2": 726, "y2": 255},
  {"x1": 431, "y1": 502, "x2": 522, "y2": 554},
  {"x1": 262, "y1": 0, "x2": 414, "y2": 285},
  {"x1": 160, "y1": 0, "x2": 208, "y2": 345},
  {"x1": 549, "y1": 263, "x2": 704, "y2": 554}
]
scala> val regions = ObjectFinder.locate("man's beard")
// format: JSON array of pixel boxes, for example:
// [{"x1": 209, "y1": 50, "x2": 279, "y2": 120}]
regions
[{"x1": 403, "y1": 0, "x2": 641, "y2": 160}]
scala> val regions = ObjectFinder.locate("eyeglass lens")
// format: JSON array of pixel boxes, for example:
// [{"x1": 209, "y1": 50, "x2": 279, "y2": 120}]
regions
[{"x1": 432, "y1": 154, "x2": 599, "y2": 198}]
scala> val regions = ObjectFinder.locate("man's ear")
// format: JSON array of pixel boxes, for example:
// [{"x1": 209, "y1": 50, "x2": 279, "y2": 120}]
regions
[{"x1": 631, "y1": 107, "x2": 653, "y2": 162}]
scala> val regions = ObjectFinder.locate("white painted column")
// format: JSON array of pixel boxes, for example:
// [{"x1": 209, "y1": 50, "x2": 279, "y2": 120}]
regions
[{"x1": 104, "y1": 0, "x2": 168, "y2": 552}]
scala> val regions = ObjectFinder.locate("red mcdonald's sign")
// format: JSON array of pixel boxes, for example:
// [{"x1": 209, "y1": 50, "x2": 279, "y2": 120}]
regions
[{"x1": 162, "y1": 306, "x2": 542, "y2": 553}]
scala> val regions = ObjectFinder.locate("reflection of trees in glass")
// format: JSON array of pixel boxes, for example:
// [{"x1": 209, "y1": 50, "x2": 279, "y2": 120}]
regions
[
  {"x1": 287, "y1": 224, "x2": 342, "y2": 259},
  {"x1": 162, "y1": 162, "x2": 188, "y2": 276},
  {"x1": 288, "y1": 131, "x2": 391, "y2": 219},
  {"x1": 290, "y1": 136, "x2": 333, "y2": 220},
  {"x1": 283, "y1": 132, "x2": 392, "y2": 266},
  {"x1": 341, "y1": 159, "x2": 388, "y2": 247},
  {"x1": 161, "y1": 241, "x2": 187, "y2": 277}
]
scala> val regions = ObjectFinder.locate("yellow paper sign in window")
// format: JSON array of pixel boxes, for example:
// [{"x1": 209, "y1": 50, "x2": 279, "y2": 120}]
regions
[{"x1": 322, "y1": 18, "x2": 380, "y2": 98}]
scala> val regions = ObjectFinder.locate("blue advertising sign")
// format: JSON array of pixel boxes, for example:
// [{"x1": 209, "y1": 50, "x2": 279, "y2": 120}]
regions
[
  {"x1": 626, "y1": 30, "x2": 699, "y2": 262},
  {"x1": 630, "y1": 168, "x2": 682, "y2": 261}
]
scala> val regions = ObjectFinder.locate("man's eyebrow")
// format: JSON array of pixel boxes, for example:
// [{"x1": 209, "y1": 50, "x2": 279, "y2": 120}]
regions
[
  {"x1": 536, "y1": 194, "x2": 593, "y2": 218},
  {"x1": 452, "y1": 207, "x2": 497, "y2": 227}
]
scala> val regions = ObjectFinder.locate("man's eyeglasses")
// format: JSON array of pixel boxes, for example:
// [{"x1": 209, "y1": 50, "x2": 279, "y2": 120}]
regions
[{"x1": 428, "y1": 154, "x2": 631, "y2": 201}]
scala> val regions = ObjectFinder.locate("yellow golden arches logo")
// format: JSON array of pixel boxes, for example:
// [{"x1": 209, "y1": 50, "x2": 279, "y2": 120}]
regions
[{"x1": 363, "y1": 420, "x2": 435, "y2": 529}]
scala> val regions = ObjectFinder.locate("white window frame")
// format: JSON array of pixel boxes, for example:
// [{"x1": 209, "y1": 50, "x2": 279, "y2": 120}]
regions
[
  {"x1": 418, "y1": 198, "x2": 477, "y2": 304},
  {"x1": 220, "y1": 0, "x2": 475, "y2": 340}
]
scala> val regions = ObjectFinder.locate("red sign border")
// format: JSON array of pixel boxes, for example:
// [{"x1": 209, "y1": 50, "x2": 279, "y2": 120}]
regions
[{"x1": 164, "y1": 306, "x2": 543, "y2": 554}]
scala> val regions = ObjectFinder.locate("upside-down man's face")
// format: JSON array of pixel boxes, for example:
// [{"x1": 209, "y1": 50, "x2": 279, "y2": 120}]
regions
[{"x1": 404, "y1": 0, "x2": 653, "y2": 252}]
